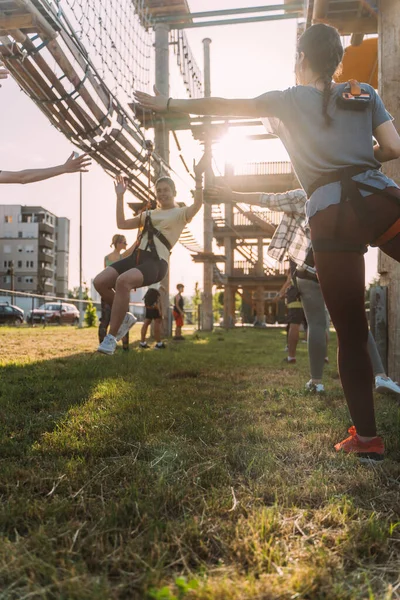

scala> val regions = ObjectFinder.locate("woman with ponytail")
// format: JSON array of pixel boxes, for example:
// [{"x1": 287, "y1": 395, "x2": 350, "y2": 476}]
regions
[{"x1": 135, "y1": 23, "x2": 400, "y2": 462}]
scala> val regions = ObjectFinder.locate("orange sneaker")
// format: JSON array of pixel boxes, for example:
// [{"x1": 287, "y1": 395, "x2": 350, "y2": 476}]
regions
[{"x1": 334, "y1": 426, "x2": 384, "y2": 463}]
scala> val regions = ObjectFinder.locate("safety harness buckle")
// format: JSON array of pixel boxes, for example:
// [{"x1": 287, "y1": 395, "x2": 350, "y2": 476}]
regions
[{"x1": 337, "y1": 79, "x2": 371, "y2": 111}]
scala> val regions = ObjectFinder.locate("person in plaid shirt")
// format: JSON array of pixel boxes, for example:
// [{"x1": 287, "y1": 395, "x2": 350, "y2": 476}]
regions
[{"x1": 206, "y1": 185, "x2": 400, "y2": 397}]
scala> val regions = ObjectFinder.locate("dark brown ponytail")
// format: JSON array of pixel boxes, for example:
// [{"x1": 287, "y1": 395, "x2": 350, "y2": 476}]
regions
[{"x1": 297, "y1": 24, "x2": 343, "y2": 126}]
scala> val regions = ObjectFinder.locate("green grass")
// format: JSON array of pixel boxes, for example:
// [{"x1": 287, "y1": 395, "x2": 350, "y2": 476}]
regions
[{"x1": 0, "y1": 325, "x2": 400, "y2": 599}]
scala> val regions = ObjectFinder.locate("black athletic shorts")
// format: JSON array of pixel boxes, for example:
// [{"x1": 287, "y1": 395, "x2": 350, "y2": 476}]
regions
[
  {"x1": 287, "y1": 307, "x2": 305, "y2": 325},
  {"x1": 145, "y1": 307, "x2": 161, "y2": 320},
  {"x1": 110, "y1": 249, "x2": 168, "y2": 287}
]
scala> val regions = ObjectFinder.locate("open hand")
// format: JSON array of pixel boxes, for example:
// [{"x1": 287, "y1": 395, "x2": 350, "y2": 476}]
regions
[
  {"x1": 204, "y1": 185, "x2": 232, "y2": 204},
  {"x1": 0, "y1": 62, "x2": 9, "y2": 87},
  {"x1": 133, "y1": 85, "x2": 168, "y2": 112},
  {"x1": 114, "y1": 174, "x2": 127, "y2": 196},
  {"x1": 64, "y1": 152, "x2": 92, "y2": 173}
]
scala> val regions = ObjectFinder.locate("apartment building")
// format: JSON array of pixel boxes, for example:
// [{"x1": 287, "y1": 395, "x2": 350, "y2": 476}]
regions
[{"x1": 0, "y1": 205, "x2": 70, "y2": 297}]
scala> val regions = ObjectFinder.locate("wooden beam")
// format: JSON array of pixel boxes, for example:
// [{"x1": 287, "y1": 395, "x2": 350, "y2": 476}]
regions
[
  {"x1": 0, "y1": 14, "x2": 35, "y2": 29},
  {"x1": 317, "y1": 16, "x2": 377, "y2": 34},
  {"x1": 13, "y1": 0, "x2": 57, "y2": 39}
]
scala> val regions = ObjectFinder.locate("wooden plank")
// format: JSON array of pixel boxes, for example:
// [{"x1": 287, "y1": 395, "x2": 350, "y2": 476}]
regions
[
  {"x1": 317, "y1": 16, "x2": 377, "y2": 34},
  {"x1": 0, "y1": 13, "x2": 35, "y2": 29},
  {"x1": 13, "y1": 0, "x2": 57, "y2": 39}
]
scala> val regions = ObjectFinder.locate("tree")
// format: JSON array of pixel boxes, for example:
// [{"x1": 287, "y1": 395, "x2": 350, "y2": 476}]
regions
[{"x1": 84, "y1": 301, "x2": 97, "y2": 327}]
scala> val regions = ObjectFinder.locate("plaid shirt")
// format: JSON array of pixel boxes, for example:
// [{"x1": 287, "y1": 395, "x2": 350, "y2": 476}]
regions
[{"x1": 259, "y1": 189, "x2": 312, "y2": 270}]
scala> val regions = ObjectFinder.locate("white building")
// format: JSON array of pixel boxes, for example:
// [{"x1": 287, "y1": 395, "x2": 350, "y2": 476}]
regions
[{"x1": 0, "y1": 205, "x2": 70, "y2": 297}]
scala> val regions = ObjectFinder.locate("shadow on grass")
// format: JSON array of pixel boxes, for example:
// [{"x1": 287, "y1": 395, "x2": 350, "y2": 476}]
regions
[{"x1": 0, "y1": 328, "x2": 399, "y2": 599}]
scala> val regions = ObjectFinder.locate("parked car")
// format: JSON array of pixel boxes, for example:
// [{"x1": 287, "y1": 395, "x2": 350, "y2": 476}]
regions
[
  {"x1": 26, "y1": 302, "x2": 80, "y2": 325},
  {"x1": 0, "y1": 302, "x2": 24, "y2": 325}
]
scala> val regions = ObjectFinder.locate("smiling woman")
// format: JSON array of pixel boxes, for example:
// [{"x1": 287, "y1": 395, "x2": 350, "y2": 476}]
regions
[{"x1": 94, "y1": 164, "x2": 205, "y2": 356}]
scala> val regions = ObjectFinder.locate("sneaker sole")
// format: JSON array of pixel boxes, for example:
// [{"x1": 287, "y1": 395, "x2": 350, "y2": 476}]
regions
[
  {"x1": 358, "y1": 453, "x2": 384, "y2": 464},
  {"x1": 116, "y1": 319, "x2": 137, "y2": 341},
  {"x1": 375, "y1": 385, "x2": 400, "y2": 396},
  {"x1": 97, "y1": 347, "x2": 115, "y2": 355}
]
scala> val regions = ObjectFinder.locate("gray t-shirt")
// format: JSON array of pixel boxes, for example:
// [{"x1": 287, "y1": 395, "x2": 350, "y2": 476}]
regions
[{"x1": 258, "y1": 83, "x2": 398, "y2": 219}]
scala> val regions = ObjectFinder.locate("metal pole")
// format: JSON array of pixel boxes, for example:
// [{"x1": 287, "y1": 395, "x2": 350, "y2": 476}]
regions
[
  {"x1": 154, "y1": 23, "x2": 170, "y2": 338},
  {"x1": 78, "y1": 170, "x2": 83, "y2": 328},
  {"x1": 154, "y1": 3, "x2": 303, "y2": 23},
  {"x1": 201, "y1": 38, "x2": 214, "y2": 332}
]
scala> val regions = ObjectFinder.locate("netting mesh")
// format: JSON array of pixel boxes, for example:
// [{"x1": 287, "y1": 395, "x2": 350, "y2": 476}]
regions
[
  {"x1": 56, "y1": 0, "x2": 153, "y2": 99},
  {"x1": 170, "y1": 29, "x2": 203, "y2": 98}
]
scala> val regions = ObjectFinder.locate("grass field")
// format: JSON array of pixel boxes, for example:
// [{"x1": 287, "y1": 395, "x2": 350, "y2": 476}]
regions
[{"x1": 0, "y1": 324, "x2": 399, "y2": 599}]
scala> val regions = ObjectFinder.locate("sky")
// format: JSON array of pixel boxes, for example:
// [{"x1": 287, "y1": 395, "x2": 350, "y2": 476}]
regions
[{"x1": 0, "y1": 0, "x2": 379, "y2": 295}]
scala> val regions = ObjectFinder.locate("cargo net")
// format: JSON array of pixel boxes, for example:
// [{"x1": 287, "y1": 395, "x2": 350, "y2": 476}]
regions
[{"x1": 57, "y1": 0, "x2": 153, "y2": 100}]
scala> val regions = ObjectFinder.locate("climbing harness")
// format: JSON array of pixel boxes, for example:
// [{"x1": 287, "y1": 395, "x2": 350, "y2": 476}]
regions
[
  {"x1": 134, "y1": 140, "x2": 172, "y2": 262},
  {"x1": 337, "y1": 79, "x2": 372, "y2": 111}
]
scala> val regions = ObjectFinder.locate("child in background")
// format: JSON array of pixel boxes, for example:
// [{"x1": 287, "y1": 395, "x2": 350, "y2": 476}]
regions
[{"x1": 140, "y1": 284, "x2": 165, "y2": 349}]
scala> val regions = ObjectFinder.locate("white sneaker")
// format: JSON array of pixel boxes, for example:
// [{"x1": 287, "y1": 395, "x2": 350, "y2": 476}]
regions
[
  {"x1": 97, "y1": 334, "x2": 117, "y2": 355},
  {"x1": 115, "y1": 313, "x2": 137, "y2": 341},
  {"x1": 305, "y1": 379, "x2": 325, "y2": 393},
  {"x1": 375, "y1": 375, "x2": 400, "y2": 396},
  {"x1": 139, "y1": 341, "x2": 149, "y2": 349}
]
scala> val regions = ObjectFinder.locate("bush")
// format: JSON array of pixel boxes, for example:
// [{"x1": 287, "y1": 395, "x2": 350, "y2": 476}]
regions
[{"x1": 84, "y1": 301, "x2": 97, "y2": 327}]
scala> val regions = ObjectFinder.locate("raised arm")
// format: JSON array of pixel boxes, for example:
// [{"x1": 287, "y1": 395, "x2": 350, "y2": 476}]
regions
[
  {"x1": 115, "y1": 175, "x2": 142, "y2": 230},
  {"x1": 0, "y1": 62, "x2": 9, "y2": 86},
  {"x1": 0, "y1": 153, "x2": 91, "y2": 184},
  {"x1": 185, "y1": 155, "x2": 207, "y2": 222},
  {"x1": 134, "y1": 86, "x2": 276, "y2": 118}
]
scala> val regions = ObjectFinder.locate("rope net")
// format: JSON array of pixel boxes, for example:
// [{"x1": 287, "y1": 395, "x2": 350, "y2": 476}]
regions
[{"x1": 56, "y1": 0, "x2": 153, "y2": 100}]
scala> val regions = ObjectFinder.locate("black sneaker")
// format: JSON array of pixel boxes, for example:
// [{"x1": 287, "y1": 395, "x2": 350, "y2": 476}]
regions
[{"x1": 154, "y1": 342, "x2": 166, "y2": 350}]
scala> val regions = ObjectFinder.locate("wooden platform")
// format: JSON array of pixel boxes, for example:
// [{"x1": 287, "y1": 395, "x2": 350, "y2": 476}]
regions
[{"x1": 288, "y1": 0, "x2": 378, "y2": 35}]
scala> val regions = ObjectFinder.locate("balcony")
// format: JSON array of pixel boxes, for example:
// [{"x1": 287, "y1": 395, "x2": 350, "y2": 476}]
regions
[
  {"x1": 39, "y1": 236, "x2": 54, "y2": 249},
  {"x1": 39, "y1": 222, "x2": 54, "y2": 235},
  {"x1": 216, "y1": 161, "x2": 299, "y2": 193},
  {"x1": 38, "y1": 251, "x2": 53, "y2": 264},
  {"x1": 39, "y1": 266, "x2": 53, "y2": 279}
]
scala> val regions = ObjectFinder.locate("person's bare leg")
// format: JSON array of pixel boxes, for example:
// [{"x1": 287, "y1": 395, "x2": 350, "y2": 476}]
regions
[
  {"x1": 154, "y1": 318, "x2": 162, "y2": 343},
  {"x1": 288, "y1": 323, "x2": 300, "y2": 359},
  {"x1": 109, "y1": 268, "x2": 144, "y2": 337},
  {"x1": 93, "y1": 267, "x2": 119, "y2": 306},
  {"x1": 141, "y1": 319, "x2": 151, "y2": 342}
]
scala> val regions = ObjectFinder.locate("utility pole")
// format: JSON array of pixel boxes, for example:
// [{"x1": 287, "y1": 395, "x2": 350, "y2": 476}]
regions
[
  {"x1": 9, "y1": 261, "x2": 15, "y2": 305},
  {"x1": 201, "y1": 37, "x2": 214, "y2": 331},
  {"x1": 154, "y1": 23, "x2": 171, "y2": 335},
  {"x1": 79, "y1": 169, "x2": 83, "y2": 328}
]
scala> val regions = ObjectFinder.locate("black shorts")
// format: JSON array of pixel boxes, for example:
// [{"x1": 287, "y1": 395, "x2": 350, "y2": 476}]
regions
[
  {"x1": 287, "y1": 307, "x2": 305, "y2": 325},
  {"x1": 110, "y1": 249, "x2": 168, "y2": 287},
  {"x1": 145, "y1": 308, "x2": 161, "y2": 320}
]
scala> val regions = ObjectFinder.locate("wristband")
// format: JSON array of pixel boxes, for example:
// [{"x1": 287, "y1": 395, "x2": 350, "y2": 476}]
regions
[{"x1": 166, "y1": 97, "x2": 173, "y2": 111}]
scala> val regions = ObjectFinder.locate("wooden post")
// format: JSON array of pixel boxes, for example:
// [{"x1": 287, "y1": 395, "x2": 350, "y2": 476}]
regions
[
  {"x1": 201, "y1": 37, "x2": 214, "y2": 331},
  {"x1": 369, "y1": 286, "x2": 388, "y2": 372},
  {"x1": 377, "y1": 0, "x2": 400, "y2": 380},
  {"x1": 223, "y1": 163, "x2": 234, "y2": 328},
  {"x1": 154, "y1": 23, "x2": 171, "y2": 336},
  {"x1": 255, "y1": 238, "x2": 265, "y2": 326}
]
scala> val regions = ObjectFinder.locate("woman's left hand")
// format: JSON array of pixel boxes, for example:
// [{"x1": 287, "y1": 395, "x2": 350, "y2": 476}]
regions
[{"x1": 114, "y1": 174, "x2": 127, "y2": 196}]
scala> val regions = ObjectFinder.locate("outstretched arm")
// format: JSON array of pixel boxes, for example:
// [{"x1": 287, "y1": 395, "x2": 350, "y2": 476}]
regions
[
  {"x1": 205, "y1": 186, "x2": 307, "y2": 217},
  {"x1": 0, "y1": 63, "x2": 9, "y2": 86},
  {"x1": 134, "y1": 86, "x2": 276, "y2": 118},
  {"x1": 115, "y1": 175, "x2": 142, "y2": 230},
  {"x1": 0, "y1": 152, "x2": 91, "y2": 185}
]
